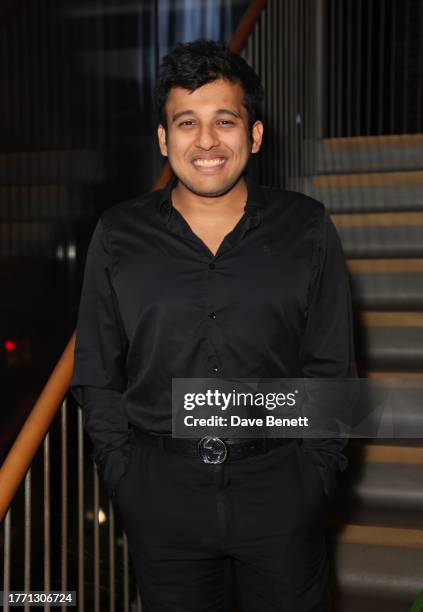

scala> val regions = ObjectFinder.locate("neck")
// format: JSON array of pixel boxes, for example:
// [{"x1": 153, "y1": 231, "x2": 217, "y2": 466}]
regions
[{"x1": 171, "y1": 176, "x2": 248, "y2": 217}]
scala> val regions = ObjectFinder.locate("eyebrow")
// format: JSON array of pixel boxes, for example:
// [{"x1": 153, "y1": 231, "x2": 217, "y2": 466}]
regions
[{"x1": 172, "y1": 108, "x2": 241, "y2": 122}]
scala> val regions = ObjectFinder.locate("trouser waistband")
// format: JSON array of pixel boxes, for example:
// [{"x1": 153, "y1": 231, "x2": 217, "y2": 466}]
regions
[{"x1": 132, "y1": 428, "x2": 296, "y2": 464}]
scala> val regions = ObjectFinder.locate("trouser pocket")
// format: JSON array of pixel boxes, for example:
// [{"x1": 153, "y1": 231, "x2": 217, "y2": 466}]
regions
[
  {"x1": 295, "y1": 443, "x2": 327, "y2": 506},
  {"x1": 113, "y1": 430, "x2": 137, "y2": 503}
]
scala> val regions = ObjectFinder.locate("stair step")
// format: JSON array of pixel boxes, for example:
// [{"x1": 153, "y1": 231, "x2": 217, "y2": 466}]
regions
[
  {"x1": 350, "y1": 443, "x2": 423, "y2": 464},
  {"x1": 335, "y1": 369, "x2": 423, "y2": 438},
  {"x1": 335, "y1": 461, "x2": 423, "y2": 529},
  {"x1": 315, "y1": 134, "x2": 423, "y2": 174},
  {"x1": 348, "y1": 259, "x2": 423, "y2": 272},
  {"x1": 356, "y1": 325, "x2": 423, "y2": 370},
  {"x1": 0, "y1": 149, "x2": 110, "y2": 184},
  {"x1": 359, "y1": 311, "x2": 423, "y2": 326},
  {"x1": 334, "y1": 541, "x2": 423, "y2": 608},
  {"x1": 347, "y1": 259, "x2": 423, "y2": 309},
  {"x1": 316, "y1": 171, "x2": 423, "y2": 188},
  {"x1": 303, "y1": 170, "x2": 423, "y2": 212},
  {"x1": 334, "y1": 523, "x2": 423, "y2": 548},
  {"x1": 365, "y1": 371, "x2": 423, "y2": 394},
  {"x1": 367, "y1": 371, "x2": 423, "y2": 379},
  {"x1": 331, "y1": 212, "x2": 423, "y2": 257},
  {"x1": 335, "y1": 595, "x2": 421, "y2": 612},
  {"x1": 332, "y1": 211, "x2": 423, "y2": 227},
  {"x1": 355, "y1": 313, "x2": 423, "y2": 370},
  {"x1": 350, "y1": 272, "x2": 423, "y2": 309},
  {"x1": 356, "y1": 388, "x2": 423, "y2": 437}
]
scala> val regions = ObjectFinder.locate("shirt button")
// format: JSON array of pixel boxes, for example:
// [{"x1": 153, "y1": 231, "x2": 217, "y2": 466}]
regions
[
  {"x1": 209, "y1": 312, "x2": 216, "y2": 319},
  {"x1": 209, "y1": 262, "x2": 215, "y2": 270}
]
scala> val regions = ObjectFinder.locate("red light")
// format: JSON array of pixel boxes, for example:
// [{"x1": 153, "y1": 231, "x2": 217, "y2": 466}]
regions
[{"x1": 5, "y1": 340, "x2": 17, "y2": 352}]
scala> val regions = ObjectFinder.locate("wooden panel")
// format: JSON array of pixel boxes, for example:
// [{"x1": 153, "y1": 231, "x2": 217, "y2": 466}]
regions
[
  {"x1": 314, "y1": 170, "x2": 423, "y2": 188},
  {"x1": 347, "y1": 259, "x2": 423, "y2": 273},
  {"x1": 332, "y1": 524, "x2": 423, "y2": 549},
  {"x1": 350, "y1": 443, "x2": 423, "y2": 464},
  {"x1": 323, "y1": 134, "x2": 423, "y2": 149},
  {"x1": 359, "y1": 312, "x2": 423, "y2": 327},
  {"x1": 332, "y1": 212, "x2": 423, "y2": 228}
]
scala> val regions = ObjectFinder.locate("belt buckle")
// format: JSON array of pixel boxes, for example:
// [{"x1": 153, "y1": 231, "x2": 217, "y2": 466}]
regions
[{"x1": 198, "y1": 436, "x2": 228, "y2": 464}]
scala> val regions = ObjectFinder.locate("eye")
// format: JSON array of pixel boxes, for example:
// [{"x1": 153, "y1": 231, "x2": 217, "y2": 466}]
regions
[
  {"x1": 217, "y1": 119, "x2": 235, "y2": 126},
  {"x1": 179, "y1": 120, "x2": 195, "y2": 127}
]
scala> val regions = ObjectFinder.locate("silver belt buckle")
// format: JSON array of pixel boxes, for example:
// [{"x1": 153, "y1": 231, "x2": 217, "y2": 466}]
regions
[{"x1": 198, "y1": 436, "x2": 228, "y2": 464}]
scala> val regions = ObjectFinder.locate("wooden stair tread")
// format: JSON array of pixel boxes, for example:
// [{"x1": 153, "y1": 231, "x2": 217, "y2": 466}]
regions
[
  {"x1": 331, "y1": 211, "x2": 423, "y2": 227},
  {"x1": 347, "y1": 259, "x2": 423, "y2": 273},
  {"x1": 349, "y1": 443, "x2": 423, "y2": 464},
  {"x1": 358, "y1": 311, "x2": 423, "y2": 327},
  {"x1": 314, "y1": 170, "x2": 423, "y2": 188},
  {"x1": 331, "y1": 523, "x2": 423, "y2": 549},
  {"x1": 322, "y1": 134, "x2": 423, "y2": 149}
]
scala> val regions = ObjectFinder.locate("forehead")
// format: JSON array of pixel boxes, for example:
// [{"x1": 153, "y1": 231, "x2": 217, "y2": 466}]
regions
[{"x1": 165, "y1": 79, "x2": 246, "y2": 116}]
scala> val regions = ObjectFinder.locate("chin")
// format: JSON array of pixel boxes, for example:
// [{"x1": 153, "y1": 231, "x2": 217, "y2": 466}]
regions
[
  {"x1": 191, "y1": 186, "x2": 232, "y2": 197},
  {"x1": 179, "y1": 174, "x2": 244, "y2": 198}
]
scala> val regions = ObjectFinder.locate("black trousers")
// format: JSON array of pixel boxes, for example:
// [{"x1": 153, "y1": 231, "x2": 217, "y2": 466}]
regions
[{"x1": 113, "y1": 431, "x2": 332, "y2": 612}]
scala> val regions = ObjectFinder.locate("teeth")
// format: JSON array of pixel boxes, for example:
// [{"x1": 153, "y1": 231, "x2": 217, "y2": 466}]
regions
[{"x1": 193, "y1": 158, "x2": 225, "y2": 167}]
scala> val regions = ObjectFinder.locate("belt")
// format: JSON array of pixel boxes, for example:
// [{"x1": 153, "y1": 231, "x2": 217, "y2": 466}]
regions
[{"x1": 132, "y1": 428, "x2": 295, "y2": 464}]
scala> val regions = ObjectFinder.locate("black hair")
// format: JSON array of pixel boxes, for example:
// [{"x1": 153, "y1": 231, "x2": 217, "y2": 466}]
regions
[{"x1": 155, "y1": 39, "x2": 264, "y2": 131}]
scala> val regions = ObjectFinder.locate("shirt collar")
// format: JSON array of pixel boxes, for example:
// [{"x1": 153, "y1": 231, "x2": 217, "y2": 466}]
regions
[
  {"x1": 157, "y1": 174, "x2": 177, "y2": 223},
  {"x1": 157, "y1": 172, "x2": 264, "y2": 224},
  {"x1": 243, "y1": 173, "x2": 264, "y2": 223}
]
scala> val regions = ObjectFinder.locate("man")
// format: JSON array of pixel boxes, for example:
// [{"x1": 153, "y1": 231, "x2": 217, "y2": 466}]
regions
[{"x1": 71, "y1": 39, "x2": 356, "y2": 611}]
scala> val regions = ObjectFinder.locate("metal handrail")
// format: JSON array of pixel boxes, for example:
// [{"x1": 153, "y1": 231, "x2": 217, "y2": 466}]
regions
[
  {"x1": 0, "y1": 335, "x2": 75, "y2": 520},
  {"x1": 0, "y1": 0, "x2": 268, "y2": 522}
]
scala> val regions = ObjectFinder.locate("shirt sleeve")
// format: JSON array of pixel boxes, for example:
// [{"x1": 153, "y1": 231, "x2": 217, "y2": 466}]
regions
[
  {"x1": 299, "y1": 210, "x2": 357, "y2": 500},
  {"x1": 70, "y1": 217, "x2": 131, "y2": 499}
]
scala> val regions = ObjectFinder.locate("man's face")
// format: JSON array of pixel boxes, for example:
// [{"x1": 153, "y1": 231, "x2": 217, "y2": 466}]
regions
[{"x1": 157, "y1": 79, "x2": 263, "y2": 198}]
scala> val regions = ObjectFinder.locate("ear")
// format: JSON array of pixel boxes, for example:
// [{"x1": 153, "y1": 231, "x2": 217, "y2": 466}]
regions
[
  {"x1": 157, "y1": 124, "x2": 168, "y2": 156},
  {"x1": 250, "y1": 121, "x2": 264, "y2": 154}
]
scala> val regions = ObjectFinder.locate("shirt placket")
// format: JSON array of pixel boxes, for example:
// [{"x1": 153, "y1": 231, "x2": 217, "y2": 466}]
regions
[
  {"x1": 164, "y1": 197, "x2": 261, "y2": 380},
  {"x1": 205, "y1": 255, "x2": 221, "y2": 378}
]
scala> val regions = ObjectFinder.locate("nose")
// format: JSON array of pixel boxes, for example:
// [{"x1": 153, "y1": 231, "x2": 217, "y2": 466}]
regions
[{"x1": 195, "y1": 124, "x2": 219, "y2": 150}]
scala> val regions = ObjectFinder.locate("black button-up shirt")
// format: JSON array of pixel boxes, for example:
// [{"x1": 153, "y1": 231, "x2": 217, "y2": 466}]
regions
[{"x1": 71, "y1": 175, "x2": 356, "y2": 498}]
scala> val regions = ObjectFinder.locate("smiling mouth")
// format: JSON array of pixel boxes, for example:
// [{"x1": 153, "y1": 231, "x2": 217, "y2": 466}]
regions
[{"x1": 192, "y1": 158, "x2": 226, "y2": 168}]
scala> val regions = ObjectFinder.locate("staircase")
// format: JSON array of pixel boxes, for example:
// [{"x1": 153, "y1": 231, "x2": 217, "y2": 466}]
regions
[{"x1": 304, "y1": 134, "x2": 423, "y2": 611}]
